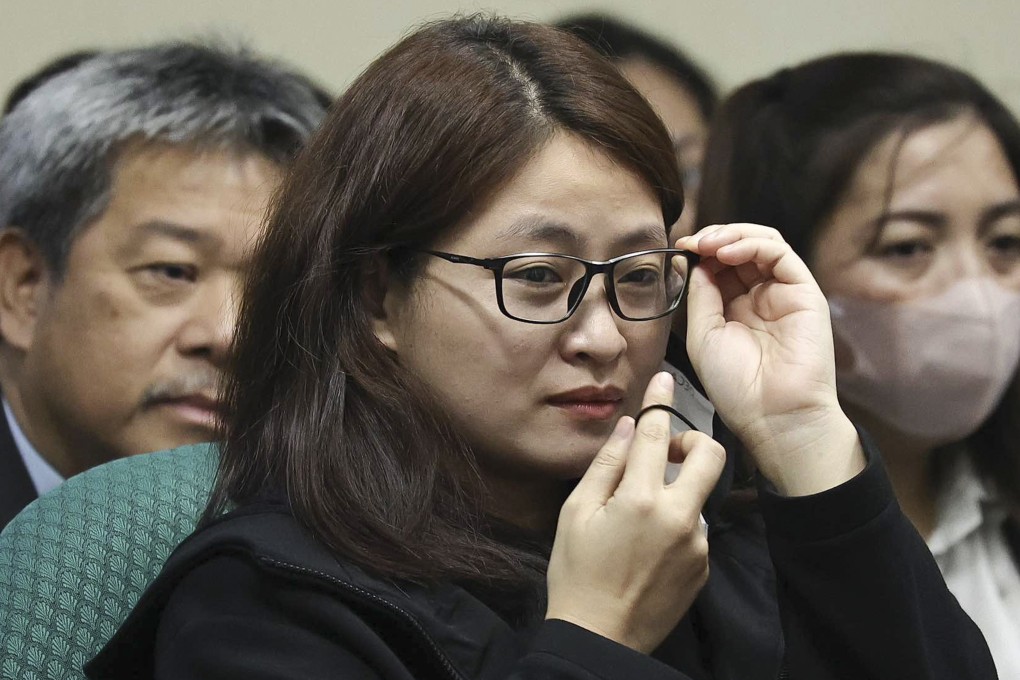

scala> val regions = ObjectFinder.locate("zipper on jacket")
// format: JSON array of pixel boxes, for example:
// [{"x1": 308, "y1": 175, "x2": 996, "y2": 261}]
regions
[{"x1": 260, "y1": 556, "x2": 467, "y2": 680}]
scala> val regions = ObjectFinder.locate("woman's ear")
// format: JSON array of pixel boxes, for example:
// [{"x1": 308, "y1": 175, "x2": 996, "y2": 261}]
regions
[
  {"x1": 363, "y1": 255, "x2": 401, "y2": 353},
  {"x1": 0, "y1": 228, "x2": 51, "y2": 351}
]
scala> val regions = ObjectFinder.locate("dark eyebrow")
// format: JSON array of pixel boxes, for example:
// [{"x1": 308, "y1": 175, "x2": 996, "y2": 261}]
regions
[
  {"x1": 495, "y1": 218, "x2": 582, "y2": 250},
  {"x1": 618, "y1": 224, "x2": 671, "y2": 251},
  {"x1": 870, "y1": 201, "x2": 1020, "y2": 238},
  {"x1": 494, "y1": 216, "x2": 668, "y2": 253},
  {"x1": 133, "y1": 220, "x2": 219, "y2": 246},
  {"x1": 980, "y1": 199, "x2": 1020, "y2": 231}
]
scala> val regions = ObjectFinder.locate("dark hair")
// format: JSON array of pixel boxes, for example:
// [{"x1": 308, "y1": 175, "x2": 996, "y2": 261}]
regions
[
  {"x1": 0, "y1": 42, "x2": 327, "y2": 271},
  {"x1": 555, "y1": 13, "x2": 717, "y2": 121},
  {"x1": 208, "y1": 15, "x2": 683, "y2": 591},
  {"x1": 3, "y1": 50, "x2": 101, "y2": 115},
  {"x1": 697, "y1": 52, "x2": 1020, "y2": 510}
]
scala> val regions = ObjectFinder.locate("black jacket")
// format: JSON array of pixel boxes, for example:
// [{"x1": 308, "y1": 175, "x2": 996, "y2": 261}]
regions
[
  {"x1": 0, "y1": 407, "x2": 37, "y2": 532},
  {"x1": 87, "y1": 447, "x2": 997, "y2": 680}
]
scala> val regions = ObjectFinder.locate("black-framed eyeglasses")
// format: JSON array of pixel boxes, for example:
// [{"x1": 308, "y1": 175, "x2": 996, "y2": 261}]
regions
[{"x1": 412, "y1": 248, "x2": 699, "y2": 324}]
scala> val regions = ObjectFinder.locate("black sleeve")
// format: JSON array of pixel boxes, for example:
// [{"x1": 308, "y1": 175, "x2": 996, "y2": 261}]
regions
[
  {"x1": 757, "y1": 439, "x2": 998, "y2": 679},
  {"x1": 155, "y1": 555, "x2": 691, "y2": 680}
]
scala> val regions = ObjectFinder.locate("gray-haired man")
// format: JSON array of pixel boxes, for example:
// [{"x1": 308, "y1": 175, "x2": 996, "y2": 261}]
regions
[{"x1": 0, "y1": 44, "x2": 329, "y2": 529}]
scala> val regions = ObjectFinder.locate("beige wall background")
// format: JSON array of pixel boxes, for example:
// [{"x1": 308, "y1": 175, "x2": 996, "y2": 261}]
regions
[{"x1": 2, "y1": 0, "x2": 1019, "y2": 113}]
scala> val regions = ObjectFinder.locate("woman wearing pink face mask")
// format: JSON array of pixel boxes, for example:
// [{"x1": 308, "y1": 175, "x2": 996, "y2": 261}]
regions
[{"x1": 698, "y1": 53, "x2": 1020, "y2": 676}]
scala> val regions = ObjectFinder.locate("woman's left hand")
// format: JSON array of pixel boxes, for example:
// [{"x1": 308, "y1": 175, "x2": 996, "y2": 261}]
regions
[{"x1": 676, "y1": 224, "x2": 865, "y2": 496}]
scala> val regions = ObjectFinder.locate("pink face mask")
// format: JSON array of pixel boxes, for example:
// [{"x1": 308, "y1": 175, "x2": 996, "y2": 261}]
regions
[{"x1": 828, "y1": 278, "x2": 1020, "y2": 444}]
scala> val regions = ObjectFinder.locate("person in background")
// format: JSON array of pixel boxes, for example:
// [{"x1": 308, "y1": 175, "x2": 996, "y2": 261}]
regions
[
  {"x1": 556, "y1": 13, "x2": 716, "y2": 235},
  {"x1": 698, "y1": 52, "x2": 1020, "y2": 676},
  {"x1": 89, "y1": 18, "x2": 994, "y2": 680},
  {"x1": 0, "y1": 43, "x2": 328, "y2": 530}
]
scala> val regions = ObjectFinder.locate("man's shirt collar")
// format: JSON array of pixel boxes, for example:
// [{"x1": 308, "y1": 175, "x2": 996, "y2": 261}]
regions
[{"x1": 3, "y1": 398, "x2": 63, "y2": 496}]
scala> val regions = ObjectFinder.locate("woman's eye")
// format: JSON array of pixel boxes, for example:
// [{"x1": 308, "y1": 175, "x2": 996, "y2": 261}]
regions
[
  {"x1": 618, "y1": 268, "x2": 660, "y2": 285},
  {"x1": 506, "y1": 266, "x2": 562, "y2": 284},
  {"x1": 144, "y1": 263, "x2": 198, "y2": 283},
  {"x1": 873, "y1": 240, "x2": 933, "y2": 261},
  {"x1": 988, "y1": 233, "x2": 1020, "y2": 256}
]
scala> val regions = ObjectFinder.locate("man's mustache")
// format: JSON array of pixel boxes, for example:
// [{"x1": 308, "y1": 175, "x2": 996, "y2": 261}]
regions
[{"x1": 140, "y1": 370, "x2": 225, "y2": 408}]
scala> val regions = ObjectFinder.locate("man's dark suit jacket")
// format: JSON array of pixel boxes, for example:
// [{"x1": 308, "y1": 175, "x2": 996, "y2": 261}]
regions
[{"x1": 0, "y1": 408, "x2": 38, "y2": 531}]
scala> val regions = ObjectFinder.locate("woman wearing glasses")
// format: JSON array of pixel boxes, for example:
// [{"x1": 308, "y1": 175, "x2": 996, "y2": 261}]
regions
[
  {"x1": 697, "y1": 53, "x2": 1020, "y2": 676},
  {"x1": 90, "y1": 19, "x2": 994, "y2": 680}
]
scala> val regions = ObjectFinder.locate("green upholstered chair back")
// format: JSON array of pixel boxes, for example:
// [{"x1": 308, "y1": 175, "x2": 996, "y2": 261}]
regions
[{"x1": 0, "y1": 443, "x2": 217, "y2": 680}]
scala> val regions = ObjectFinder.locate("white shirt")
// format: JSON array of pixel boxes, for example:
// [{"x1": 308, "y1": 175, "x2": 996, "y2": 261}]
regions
[
  {"x1": 3, "y1": 399, "x2": 63, "y2": 497},
  {"x1": 928, "y1": 454, "x2": 1020, "y2": 679}
]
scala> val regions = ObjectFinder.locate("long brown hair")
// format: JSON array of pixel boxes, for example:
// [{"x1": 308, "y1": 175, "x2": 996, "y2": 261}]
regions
[
  {"x1": 697, "y1": 53, "x2": 1020, "y2": 510},
  {"x1": 206, "y1": 15, "x2": 683, "y2": 589}
]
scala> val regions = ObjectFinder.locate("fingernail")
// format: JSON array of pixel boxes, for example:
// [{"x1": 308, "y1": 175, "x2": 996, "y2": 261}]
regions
[{"x1": 656, "y1": 371, "x2": 675, "y2": 391}]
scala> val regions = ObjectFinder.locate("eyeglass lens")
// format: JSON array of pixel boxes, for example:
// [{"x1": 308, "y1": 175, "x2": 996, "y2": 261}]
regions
[{"x1": 500, "y1": 252, "x2": 690, "y2": 322}]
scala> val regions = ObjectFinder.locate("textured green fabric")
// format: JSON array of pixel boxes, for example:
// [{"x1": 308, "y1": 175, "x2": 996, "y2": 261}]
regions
[{"x1": 0, "y1": 443, "x2": 217, "y2": 680}]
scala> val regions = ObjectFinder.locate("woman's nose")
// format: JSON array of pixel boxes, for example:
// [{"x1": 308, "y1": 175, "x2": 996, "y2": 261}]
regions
[
  {"x1": 559, "y1": 280, "x2": 628, "y2": 364},
  {"x1": 957, "y1": 244, "x2": 987, "y2": 278}
]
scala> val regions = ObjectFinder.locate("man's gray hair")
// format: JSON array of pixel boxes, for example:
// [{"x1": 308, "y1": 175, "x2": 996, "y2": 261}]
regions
[{"x1": 0, "y1": 42, "x2": 329, "y2": 269}]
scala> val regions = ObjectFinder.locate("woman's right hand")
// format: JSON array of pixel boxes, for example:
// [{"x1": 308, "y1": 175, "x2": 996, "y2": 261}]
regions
[{"x1": 545, "y1": 372, "x2": 726, "y2": 654}]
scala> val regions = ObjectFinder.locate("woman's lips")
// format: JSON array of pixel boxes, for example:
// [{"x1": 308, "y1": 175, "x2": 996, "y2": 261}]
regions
[
  {"x1": 549, "y1": 400, "x2": 622, "y2": 421},
  {"x1": 547, "y1": 386, "x2": 625, "y2": 421}
]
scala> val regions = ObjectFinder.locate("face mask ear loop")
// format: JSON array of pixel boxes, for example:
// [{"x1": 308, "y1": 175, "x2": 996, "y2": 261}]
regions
[{"x1": 637, "y1": 403, "x2": 700, "y2": 433}]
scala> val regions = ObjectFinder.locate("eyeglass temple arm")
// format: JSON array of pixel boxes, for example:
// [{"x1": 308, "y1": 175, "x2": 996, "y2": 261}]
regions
[{"x1": 419, "y1": 249, "x2": 498, "y2": 271}]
